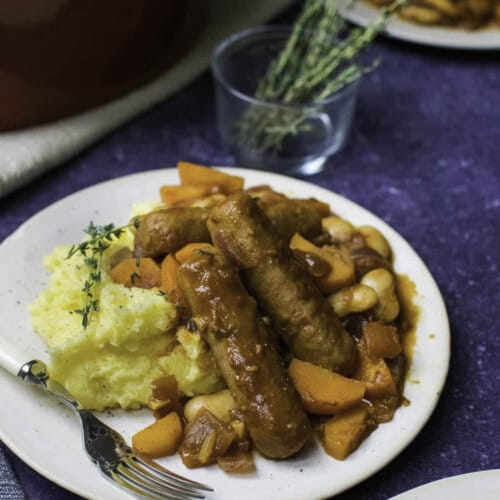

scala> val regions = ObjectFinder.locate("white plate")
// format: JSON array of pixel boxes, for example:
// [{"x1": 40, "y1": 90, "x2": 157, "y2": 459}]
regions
[
  {"x1": 342, "y1": 2, "x2": 500, "y2": 50},
  {"x1": 390, "y1": 469, "x2": 500, "y2": 499},
  {"x1": 0, "y1": 168, "x2": 450, "y2": 500}
]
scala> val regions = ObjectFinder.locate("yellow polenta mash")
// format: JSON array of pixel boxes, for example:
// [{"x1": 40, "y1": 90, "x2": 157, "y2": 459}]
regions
[{"x1": 30, "y1": 223, "x2": 224, "y2": 411}]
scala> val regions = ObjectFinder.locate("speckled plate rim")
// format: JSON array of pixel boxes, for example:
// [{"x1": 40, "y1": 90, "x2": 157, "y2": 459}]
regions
[
  {"x1": 342, "y1": 2, "x2": 500, "y2": 50},
  {"x1": 0, "y1": 168, "x2": 450, "y2": 500}
]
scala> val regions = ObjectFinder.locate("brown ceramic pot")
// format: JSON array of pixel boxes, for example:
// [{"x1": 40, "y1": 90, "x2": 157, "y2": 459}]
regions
[{"x1": 0, "y1": 0, "x2": 203, "y2": 131}]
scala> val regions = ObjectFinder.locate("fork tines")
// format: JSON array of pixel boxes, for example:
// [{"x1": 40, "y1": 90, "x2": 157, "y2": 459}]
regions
[{"x1": 108, "y1": 453, "x2": 212, "y2": 500}]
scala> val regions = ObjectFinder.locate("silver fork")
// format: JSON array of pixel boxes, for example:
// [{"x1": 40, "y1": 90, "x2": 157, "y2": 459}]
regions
[{"x1": 5, "y1": 356, "x2": 213, "y2": 500}]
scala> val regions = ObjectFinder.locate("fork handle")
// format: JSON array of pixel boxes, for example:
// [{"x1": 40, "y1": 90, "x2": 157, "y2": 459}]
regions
[
  {"x1": 17, "y1": 359, "x2": 82, "y2": 411},
  {"x1": 0, "y1": 335, "x2": 23, "y2": 376},
  {"x1": 0, "y1": 336, "x2": 82, "y2": 411}
]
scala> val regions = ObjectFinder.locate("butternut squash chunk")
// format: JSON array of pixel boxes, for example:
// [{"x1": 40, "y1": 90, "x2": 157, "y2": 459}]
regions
[
  {"x1": 289, "y1": 233, "x2": 355, "y2": 294},
  {"x1": 109, "y1": 257, "x2": 161, "y2": 289},
  {"x1": 321, "y1": 405, "x2": 374, "y2": 460},
  {"x1": 175, "y1": 243, "x2": 215, "y2": 263},
  {"x1": 160, "y1": 184, "x2": 215, "y2": 206},
  {"x1": 160, "y1": 253, "x2": 184, "y2": 304},
  {"x1": 355, "y1": 341, "x2": 397, "y2": 400},
  {"x1": 177, "y1": 161, "x2": 244, "y2": 194},
  {"x1": 287, "y1": 358, "x2": 365, "y2": 415},
  {"x1": 362, "y1": 321, "x2": 401, "y2": 359},
  {"x1": 132, "y1": 412, "x2": 183, "y2": 458},
  {"x1": 108, "y1": 247, "x2": 133, "y2": 269}
]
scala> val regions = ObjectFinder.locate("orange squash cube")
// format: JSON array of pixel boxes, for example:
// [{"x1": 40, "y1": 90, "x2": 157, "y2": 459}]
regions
[{"x1": 287, "y1": 358, "x2": 365, "y2": 415}]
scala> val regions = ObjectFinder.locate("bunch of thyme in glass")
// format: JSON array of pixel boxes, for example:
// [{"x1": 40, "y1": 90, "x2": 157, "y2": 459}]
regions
[
  {"x1": 236, "y1": 0, "x2": 408, "y2": 154},
  {"x1": 66, "y1": 219, "x2": 139, "y2": 329}
]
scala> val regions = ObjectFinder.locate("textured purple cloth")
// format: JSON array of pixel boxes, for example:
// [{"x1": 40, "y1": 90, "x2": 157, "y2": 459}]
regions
[{"x1": 1, "y1": 5, "x2": 499, "y2": 499}]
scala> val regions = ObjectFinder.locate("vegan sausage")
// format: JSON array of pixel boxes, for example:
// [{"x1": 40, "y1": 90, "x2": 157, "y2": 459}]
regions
[
  {"x1": 207, "y1": 193, "x2": 358, "y2": 375},
  {"x1": 134, "y1": 207, "x2": 211, "y2": 257},
  {"x1": 134, "y1": 196, "x2": 325, "y2": 257},
  {"x1": 255, "y1": 193, "x2": 325, "y2": 240},
  {"x1": 177, "y1": 246, "x2": 311, "y2": 459}
]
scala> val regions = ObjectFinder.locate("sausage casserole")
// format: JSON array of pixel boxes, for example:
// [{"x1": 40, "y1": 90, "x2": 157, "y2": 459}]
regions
[{"x1": 33, "y1": 162, "x2": 417, "y2": 473}]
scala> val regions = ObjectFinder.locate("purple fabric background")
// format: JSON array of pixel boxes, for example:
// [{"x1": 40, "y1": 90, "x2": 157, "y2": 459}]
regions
[{"x1": 1, "y1": 4, "x2": 499, "y2": 499}]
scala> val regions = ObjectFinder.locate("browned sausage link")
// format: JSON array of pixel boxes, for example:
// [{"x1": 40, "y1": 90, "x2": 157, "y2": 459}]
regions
[
  {"x1": 134, "y1": 196, "x2": 325, "y2": 257},
  {"x1": 207, "y1": 193, "x2": 358, "y2": 375},
  {"x1": 256, "y1": 197, "x2": 323, "y2": 241},
  {"x1": 134, "y1": 207, "x2": 211, "y2": 257},
  {"x1": 177, "y1": 247, "x2": 311, "y2": 459}
]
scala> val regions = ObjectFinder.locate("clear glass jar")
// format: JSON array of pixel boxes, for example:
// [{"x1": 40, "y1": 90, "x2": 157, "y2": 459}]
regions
[{"x1": 212, "y1": 26, "x2": 361, "y2": 176}]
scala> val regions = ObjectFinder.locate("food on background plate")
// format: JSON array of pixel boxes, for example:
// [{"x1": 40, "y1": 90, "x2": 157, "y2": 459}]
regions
[
  {"x1": 366, "y1": 0, "x2": 500, "y2": 29},
  {"x1": 30, "y1": 161, "x2": 418, "y2": 473}
]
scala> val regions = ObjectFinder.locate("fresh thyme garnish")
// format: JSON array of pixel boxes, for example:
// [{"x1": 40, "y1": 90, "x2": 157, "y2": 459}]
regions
[
  {"x1": 66, "y1": 218, "x2": 140, "y2": 329},
  {"x1": 237, "y1": 0, "x2": 408, "y2": 154}
]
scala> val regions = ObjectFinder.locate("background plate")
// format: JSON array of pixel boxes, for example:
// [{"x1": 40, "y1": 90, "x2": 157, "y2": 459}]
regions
[
  {"x1": 0, "y1": 168, "x2": 450, "y2": 500},
  {"x1": 390, "y1": 469, "x2": 500, "y2": 499},
  {"x1": 343, "y1": 2, "x2": 500, "y2": 50}
]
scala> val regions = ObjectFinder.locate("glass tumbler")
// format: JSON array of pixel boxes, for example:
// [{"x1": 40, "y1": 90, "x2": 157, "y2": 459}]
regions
[{"x1": 211, "y1": 26, "x2": 361, "y2": 176}]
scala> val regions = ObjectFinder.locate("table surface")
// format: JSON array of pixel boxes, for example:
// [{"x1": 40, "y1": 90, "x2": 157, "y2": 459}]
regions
[{"x1": 1, "y1": 4, "x2": 499, "y2": 499}]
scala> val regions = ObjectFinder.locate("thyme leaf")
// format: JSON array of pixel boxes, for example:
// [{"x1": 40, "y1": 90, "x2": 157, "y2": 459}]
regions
[{"x1": 66, "y1": 217, "x2": 140, "y2": 329}]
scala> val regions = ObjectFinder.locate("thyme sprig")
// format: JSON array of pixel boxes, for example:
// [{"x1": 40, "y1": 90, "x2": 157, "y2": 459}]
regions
[
  {"x1": 237, "y1": 0, "x2": 408, "y2": 154},
  {"x1": 66, "y1": 219, "x2": 140, "y2": 329}
]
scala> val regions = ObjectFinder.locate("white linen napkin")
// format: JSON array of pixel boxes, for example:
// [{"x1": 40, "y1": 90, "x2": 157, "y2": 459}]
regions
[{"x1": 0, "y1": 0, "x2": 293, "y2": 199}]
